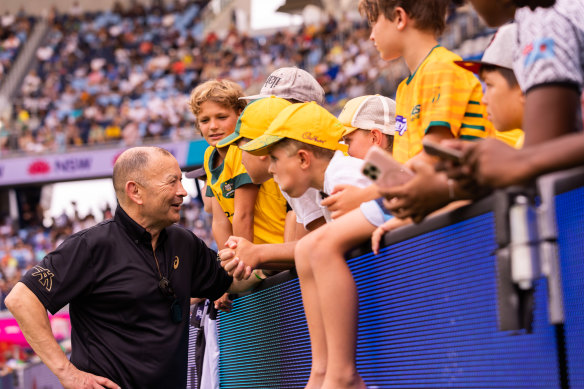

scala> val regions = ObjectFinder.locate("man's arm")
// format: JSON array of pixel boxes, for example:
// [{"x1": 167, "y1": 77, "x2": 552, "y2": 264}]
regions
[
  {"x1": 5, "y1": 283, "x2": 119, "y2": 389},
  {"x1": 522, "y1": 81, "x2": 582, "y2": 146}
]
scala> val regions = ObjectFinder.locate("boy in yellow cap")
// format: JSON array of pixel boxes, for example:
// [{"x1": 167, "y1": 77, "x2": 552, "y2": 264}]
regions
[
  {"x1": 240, "y1": 102, "x2": 391, "y2": 389},
  {"x1": 217, "y1": 97, "x2": 331, "y2": 277},
  {"x1": 214, "y1": 96, "x2": 291, "y2": 249}
]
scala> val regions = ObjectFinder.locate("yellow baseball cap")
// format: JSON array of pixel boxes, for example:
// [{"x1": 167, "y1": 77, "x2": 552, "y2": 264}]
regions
[
  {"x1": 240, "y1": 102, "x2": 347, "y2": 155},
  {"x1": 338, "y1": 95, "x2": 397, "y2": 137},
  {"x1": 216, "y1": 96, "x2": 292, "y2": 148}
]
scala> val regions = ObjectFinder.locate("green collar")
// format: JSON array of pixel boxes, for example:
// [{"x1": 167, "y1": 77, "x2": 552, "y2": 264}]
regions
[{"x1": 207, "y1": 148, "x2": 225, "y2": 185}]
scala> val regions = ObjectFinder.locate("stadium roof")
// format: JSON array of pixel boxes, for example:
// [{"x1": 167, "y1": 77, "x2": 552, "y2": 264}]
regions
[{"x1": 276, "y1": 0, "x2": 324, "y2": 15}]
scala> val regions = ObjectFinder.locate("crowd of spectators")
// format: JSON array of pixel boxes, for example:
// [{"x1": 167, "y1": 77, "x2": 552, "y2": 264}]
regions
[
  {"x1": 0, "y1": 9, "x2": 34, "y2": 87},
  {"x1": 0, "y1": 0, "x2": 488, "y2": 155}
]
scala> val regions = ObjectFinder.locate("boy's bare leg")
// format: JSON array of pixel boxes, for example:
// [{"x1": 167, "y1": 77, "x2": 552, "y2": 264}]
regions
[
  {"x1": 303, "y1": 209, "x2": 374, "y2": 389},
  {"x1": 295, "y1": 237, "x2": 329, "y2": 389}
]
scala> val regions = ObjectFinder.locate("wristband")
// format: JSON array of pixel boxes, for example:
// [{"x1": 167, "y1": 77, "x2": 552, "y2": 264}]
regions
[{"x1": 254, "y1": 271, "x2": 264, "y2": 281}]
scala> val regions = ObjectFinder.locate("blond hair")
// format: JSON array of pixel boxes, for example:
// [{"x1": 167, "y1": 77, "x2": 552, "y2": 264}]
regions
[{"x1": 188, "y1": 79, "x2": 247, "y2": 129}]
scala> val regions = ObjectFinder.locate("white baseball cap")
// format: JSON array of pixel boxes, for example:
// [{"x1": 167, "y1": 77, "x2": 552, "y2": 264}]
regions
[
  {"x1": 455, "y1": 23, "x2": 517, "y2": 74},
  {"x1": 241, "y1": 67, "x2": 325, "y2": 105},
  {"x1": 338, "y1": 95, "x2": 397, "y2": 137}
]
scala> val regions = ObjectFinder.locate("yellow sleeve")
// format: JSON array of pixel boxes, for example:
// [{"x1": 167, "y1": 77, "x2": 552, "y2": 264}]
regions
[
  {"x1": 223, "y1": 145, "x2": 253, "y2": 189},
  {"x1": 418, "y1": 61, "x2": 474, "y2": 137}
]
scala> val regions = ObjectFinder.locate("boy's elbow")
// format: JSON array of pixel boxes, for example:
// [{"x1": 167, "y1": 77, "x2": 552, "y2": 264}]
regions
[{"x1": 233, "y1": 211, "x2": 254, "y2": 225}]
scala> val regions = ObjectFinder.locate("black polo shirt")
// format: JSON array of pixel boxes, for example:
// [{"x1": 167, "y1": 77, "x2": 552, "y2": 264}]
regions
[{"x1": 21, "y1": 206, "x2": 232, "y2": 388}]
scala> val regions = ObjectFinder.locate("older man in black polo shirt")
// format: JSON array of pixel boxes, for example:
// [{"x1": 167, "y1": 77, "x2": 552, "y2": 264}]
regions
[{"x1": 5, "y1": 146, "x2": 253, "y2": 388}]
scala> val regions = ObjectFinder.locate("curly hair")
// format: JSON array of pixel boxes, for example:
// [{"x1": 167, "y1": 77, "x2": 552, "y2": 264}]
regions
[{"x1": 188, "y1": 79, "x2": 247, "y2": 128}]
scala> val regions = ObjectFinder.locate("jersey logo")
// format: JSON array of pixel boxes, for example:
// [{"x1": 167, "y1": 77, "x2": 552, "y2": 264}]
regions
[
  {"x1": 396, "y1": 115, "x2": 407, "y2": 136},
  {"x1": 523, "y1": 38, "x2": 555, "y2": 67},
  {"x1": 173, "y1": 256, "x2": 180, "y2": 269},
  {"x1": 411, "y1": 104, "x2": 421, "y2": 120},
  {"x1": 31, "y1": 266, "x2": 54, "y2": 292},
  {"x1": 431, "y1": 87, "x2": 441, "y2": 103},
  {"x1": 221, "y1": 180, "x2": 236, "y2": 198}
]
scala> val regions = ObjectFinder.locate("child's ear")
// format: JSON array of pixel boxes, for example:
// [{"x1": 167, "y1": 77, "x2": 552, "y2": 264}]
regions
[
  {"x1": 370, "y1": 129, "x2": 383, "y2": 145},
  {"x1": 394, "y1": 7, "x2": 407, "y2": 31},
  {"x1": 297, "y1": 149, "x2": 311, "y2": 169},
  {"x1": 519, "y1": 91, "x2": 526, "y2": 105}
]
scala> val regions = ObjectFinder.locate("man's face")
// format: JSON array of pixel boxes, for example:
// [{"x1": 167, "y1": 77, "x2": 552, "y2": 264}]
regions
[
  {"x1": 197, "y1": 101, "x2": 239, "y2": 147},
  {"x1": 468, "y1": 0, "x2": 516, "y2": 27},
  {"x1": 481, "y1": 69, "x2": 524, "y2": 132},
  {"x1": 267, "y1": 144, "x2": 309, "y2": 198},
  {"x1": 238, "y1": 139, "x2": 272, "y2": 184},
  {"x1": 139, "y1": 155, "x2": 187, "y2": 228}
]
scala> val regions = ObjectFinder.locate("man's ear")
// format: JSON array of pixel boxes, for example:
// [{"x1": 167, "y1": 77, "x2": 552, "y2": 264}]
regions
[
  {"x1": 126, "y1": 181, "x2": 143, "y2": 205},
  {"x1": 297, "y1": 149, "x2": 311, "y2": 169}
]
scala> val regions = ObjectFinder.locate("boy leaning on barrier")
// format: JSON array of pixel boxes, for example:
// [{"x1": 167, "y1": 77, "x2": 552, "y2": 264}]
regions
[
  {"x1": 319, "y1": 94, "x2": 396, "y2": 219},
  {"x1": 215, "y1": 96, "x2": 308, "y2": 274},
  {"x1": 242, "y1": 66, "x2": 329, "y2": 239},
  {"x1": 443, "y1": 0, "x2": 584, "y2": 188},
  {"x1": 358, "y1": 0, "x2": 495, "y2": 224},
  {"x1": 372, "y1": 23, "x2": 527, "y2": 252}
]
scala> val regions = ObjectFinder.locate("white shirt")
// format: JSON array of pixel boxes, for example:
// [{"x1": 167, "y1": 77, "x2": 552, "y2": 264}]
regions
[{"x1": 282, "y1": 150, "x2": 372, "y2": 225}]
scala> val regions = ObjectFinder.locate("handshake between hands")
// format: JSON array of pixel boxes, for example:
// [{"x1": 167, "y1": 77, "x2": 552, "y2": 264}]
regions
[{"x1": 217, "y1": 236, "x2": 257, "y2": 281}]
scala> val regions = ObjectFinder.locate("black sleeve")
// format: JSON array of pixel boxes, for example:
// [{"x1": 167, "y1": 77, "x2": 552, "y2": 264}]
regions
[
  {"x1": 190, "y1": 235, "x2": 233, "y2": 301},
  {"x1": 20, "y1": 233, "x2": 95, "y2": 315}
]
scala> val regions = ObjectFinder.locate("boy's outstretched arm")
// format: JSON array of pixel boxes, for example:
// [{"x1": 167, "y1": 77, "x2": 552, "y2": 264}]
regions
[{"x1": 232, "y1": 184, "x2": 259, "y2": 241}]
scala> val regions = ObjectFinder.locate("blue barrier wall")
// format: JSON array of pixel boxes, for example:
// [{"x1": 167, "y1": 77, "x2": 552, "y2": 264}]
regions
[
  {"x1": 556, "y1": 186, "x2": 584, "y2": 388},
  {"x1": 218, "y1": 201, "x2": 567, "y2": 388}
]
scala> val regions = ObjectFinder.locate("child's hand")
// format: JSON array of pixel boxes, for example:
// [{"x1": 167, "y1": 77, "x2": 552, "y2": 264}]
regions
[
  {"x1": 371, "y1": 217, "x2": 412, "y2": 255},
  {"x1": 321, "y1": 184, "x2": 366, "y2": 219},
  {"x1": 214, "y1": 293, "x2": 233, "y2": 312}
]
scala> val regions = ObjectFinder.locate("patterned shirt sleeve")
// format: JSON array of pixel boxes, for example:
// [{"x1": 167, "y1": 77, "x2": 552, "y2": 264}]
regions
[{"x1": 514, "y1": 1, "x2": 584, "y2": 93}]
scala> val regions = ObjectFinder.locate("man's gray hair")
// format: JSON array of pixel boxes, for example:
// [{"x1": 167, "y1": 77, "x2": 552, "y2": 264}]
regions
[{"x1": 113, "y1": 147, "x2": 173, "y2": 201}]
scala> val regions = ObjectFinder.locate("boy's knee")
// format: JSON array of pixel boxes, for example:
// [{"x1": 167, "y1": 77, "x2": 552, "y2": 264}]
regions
[{"x1": 294, "y1": 233, "x2": 313, "y2": 266}]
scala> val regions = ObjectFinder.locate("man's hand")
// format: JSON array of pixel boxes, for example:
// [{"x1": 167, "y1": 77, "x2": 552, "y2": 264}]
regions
[
  {"x1": 218, "y1": 236, "x2": 256, "y2": 280},
  {"x1": 59, "y1": 361, "x2": 120, "y2": 389},
  {"x1": 441, "y1": 139, "x2": 533, "y2": 188},
  {"x1": 214, "y1": 293, "x2": 233, "y2": 312},
  {"x1": 320, "y1": 184, "x2": 371, "y2": 219},
  {"x1": 379, "y1": 160, "x2": 450, "y2": 223}
]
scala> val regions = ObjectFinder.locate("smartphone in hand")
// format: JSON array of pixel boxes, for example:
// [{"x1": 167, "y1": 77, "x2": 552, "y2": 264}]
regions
[
  {"x1": 422, "y1": 138, "x2": 463, "y2": 163},
  {"x1": 362, "y1": 145, "x2": 414, "y2": 188}
]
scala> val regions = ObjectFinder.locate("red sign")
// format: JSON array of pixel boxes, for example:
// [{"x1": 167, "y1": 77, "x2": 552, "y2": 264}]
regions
[{"x1": 28, "y1": 160, "x2": 51, "y2": 175}]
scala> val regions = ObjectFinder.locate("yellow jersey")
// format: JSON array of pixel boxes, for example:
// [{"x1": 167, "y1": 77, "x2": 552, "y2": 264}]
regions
[
  {"x1": 495, "y1": 128, "x2": 524, "y2": 149},
  {"x1": 203, "y1": 145, "x2": 287, "y2": 244},
  {"x1": 394, "y1": 46, "x2": 494, "y2": 164}
]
